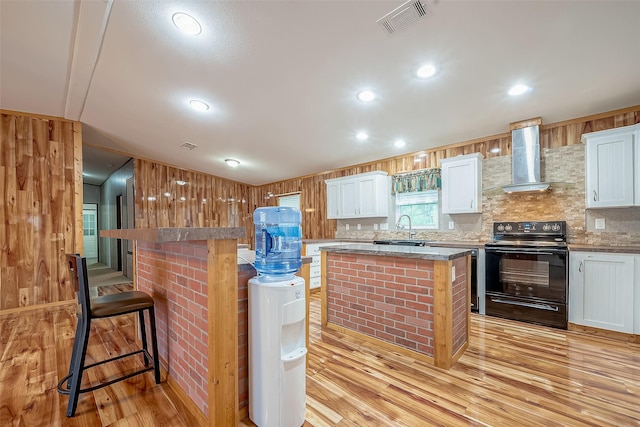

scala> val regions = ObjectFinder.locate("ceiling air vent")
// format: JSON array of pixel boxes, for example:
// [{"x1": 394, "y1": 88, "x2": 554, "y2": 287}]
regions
[
  {"x1": 180, "y1": 142, "x2": 198, "y2": 150},
  {"x1": 377, "y1": 0, "x2": 430, "y2": 36}
]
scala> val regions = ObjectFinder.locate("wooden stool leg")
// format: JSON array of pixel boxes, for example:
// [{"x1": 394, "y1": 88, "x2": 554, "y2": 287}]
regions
[
  {"x1": 67, "y1": 317, "x2": 91, "y2": 417},
  {"x1": 149, "y1": 306, "x2": 161, "y2": 384},
  {"x1": 138, "y1": 310, "x2": 149, "y2": 367}
]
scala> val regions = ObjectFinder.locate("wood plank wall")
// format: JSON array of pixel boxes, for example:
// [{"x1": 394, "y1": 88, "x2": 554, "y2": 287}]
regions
[
  {"x1": 134, "y1": 159, "x2": 255, "y2": 243},
  {"x1": 0, "y1": 111, "x2": 82, "y2": 311}
]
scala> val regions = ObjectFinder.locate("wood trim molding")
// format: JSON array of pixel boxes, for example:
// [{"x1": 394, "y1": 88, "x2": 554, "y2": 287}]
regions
[
  {"x1": 73, "y1": 121, "x2": 84, "y2": 255},
  {"x1": 568, "y1": 322, "x2": 638, "y2": 343},
  {"x1": 299, "y1": 261, "x2": 311, "y2": 362},
  {"x1": 207, "y1": 238, "x2": 239, "y2": 426},
  {"x1": 320, "y1": 251, "x2": 328, "y2": 327},
  {"x1": 165, "y1": 374, "x2": 207, "y2": 427},
  {"x1": 433, "y1": 260, "x2": 454, "y2": 370},
  {"x1": 509, "y1": 117, "x2": 542, "y2": 130},
  {"x1": 541, "y1": 104, "x2": 640, "y2": 130},
  {"x1": 0, "y1": 108, "x2": 75, "y2": 122}
]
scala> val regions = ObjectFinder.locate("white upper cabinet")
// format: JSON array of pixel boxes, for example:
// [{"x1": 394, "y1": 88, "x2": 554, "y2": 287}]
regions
[
  {"x1": 325, "y1": 171, "x2": 389, "y2": 219},
  {"x1": 326, "y1": 181, "x2": 341, "y2": 219},
  {"x1": 569, "y1": 251, "x2": 635, "y2": 333},
  {"x1": 583, "y1": 124, "x2": 639, "y2": 208},
  {"x1": 440, "y1": 153, "x2": 483, "y2": 214}
]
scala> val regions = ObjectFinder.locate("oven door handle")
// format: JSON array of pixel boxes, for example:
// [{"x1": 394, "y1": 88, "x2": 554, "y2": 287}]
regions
[
  {"x1": 490, "y1": 297, "x2": 560, "y2": 312},
  {"x1": 489, "y1": 249, "x2": 560, "y2": 256}
]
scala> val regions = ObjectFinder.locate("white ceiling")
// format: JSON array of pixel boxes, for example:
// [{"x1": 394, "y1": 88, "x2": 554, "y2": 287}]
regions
[{"x1": 2, "y1": 1, "x2": 640, "y2": 186}]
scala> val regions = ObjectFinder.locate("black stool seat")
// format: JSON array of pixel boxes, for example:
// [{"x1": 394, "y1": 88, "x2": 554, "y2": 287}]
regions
[
  {"x1": 57, "y1": 254, "x2": 161, "y2": 417},
  {"x1": 90, "y1": 291, "x2": 154, "y2": 318}
]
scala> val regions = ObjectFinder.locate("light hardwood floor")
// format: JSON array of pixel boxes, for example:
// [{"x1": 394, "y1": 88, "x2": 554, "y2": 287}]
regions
[{"x1": 1, "y1": 293, "x2": 639, "y2": 426}]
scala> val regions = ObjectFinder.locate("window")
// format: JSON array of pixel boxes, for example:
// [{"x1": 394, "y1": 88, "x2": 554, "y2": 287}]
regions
[
  {"x1": 395, "y1": 190, "x2": 439, "y2": 229},
  {"x1": 278, "y1": 193, "x2": 301, "y2": 210}
]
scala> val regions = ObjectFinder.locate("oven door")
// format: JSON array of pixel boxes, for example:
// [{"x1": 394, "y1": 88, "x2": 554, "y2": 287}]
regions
[
  {"x1": 485, "y1": 246, "x2": 567, "y2": 302},
  {"x1": 485, "y1": 246, "x2": 568, "y2": 329}
]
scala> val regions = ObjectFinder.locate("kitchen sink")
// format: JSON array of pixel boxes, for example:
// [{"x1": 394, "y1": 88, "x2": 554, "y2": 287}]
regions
[{"x1": 373, "y1": 240, "x2": 432, "y2": 247}]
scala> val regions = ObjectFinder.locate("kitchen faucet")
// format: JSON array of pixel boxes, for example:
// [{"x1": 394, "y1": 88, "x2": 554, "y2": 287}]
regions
[{"x1": 396, "y1": 214, "x2": 416, "y2": 240}]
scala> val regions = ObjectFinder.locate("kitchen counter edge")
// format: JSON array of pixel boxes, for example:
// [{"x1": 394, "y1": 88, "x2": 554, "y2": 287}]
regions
[
  {"x1": 568, "y1": 244, "x2": 640, "y2": 254},
  {"x1": 101, "y1": 227, "x2": 245, "y2": 242},
  {"x1": 321, "y1": 243, "x2": 472, "y2": 261}
]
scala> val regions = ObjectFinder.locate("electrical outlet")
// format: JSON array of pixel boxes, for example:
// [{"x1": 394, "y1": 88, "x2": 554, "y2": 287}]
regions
[
  {"x1": 380, "y1": 223, "x2": 389, "y2": 230},
  {"x1": 345, "y1": 224, "x2": 349, "y2": 231},
  {"x1": 357, "y1": 224, "x2": 361, "y2": 230},
  {"x1": 595, "y1": 218, "x2": 605, "y2": 230},
  {"x1": 451, "y1": 266, "x2": 456, "y2": 281},
  {"x1": 448, "y1": 221, "x2": 455, "y2": 230},
  {"x1": 374, "y1": 224, "x2": 379, "y2": 230}
]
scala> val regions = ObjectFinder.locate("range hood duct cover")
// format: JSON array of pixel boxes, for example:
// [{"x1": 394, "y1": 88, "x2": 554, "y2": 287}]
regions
[{"x1": 503, "y1": 124, "x2": 551, "y2": 193}]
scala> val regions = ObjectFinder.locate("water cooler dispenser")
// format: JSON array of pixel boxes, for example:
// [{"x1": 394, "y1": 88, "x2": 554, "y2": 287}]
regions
[{"x1": 249, "y1": 207, "x2": 306, "y2": 427}]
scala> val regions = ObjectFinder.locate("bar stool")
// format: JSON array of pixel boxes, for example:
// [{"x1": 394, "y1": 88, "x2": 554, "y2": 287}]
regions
[{"x1": 57, "y1": 254, "x2": 161, "y2": 417}]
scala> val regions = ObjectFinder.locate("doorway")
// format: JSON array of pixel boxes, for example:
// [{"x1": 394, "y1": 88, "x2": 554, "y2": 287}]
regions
[{"x1": 82, "y1": 204, "x2": 98, "y2": 263}]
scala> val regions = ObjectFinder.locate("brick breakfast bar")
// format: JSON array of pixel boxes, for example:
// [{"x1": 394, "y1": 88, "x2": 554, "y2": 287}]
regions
[
  {"x1": 100, "y1": 227, "x2": 245, "y2": 426},
  {"x1": 320, "y1": 244, "x2": 471, "y2": 369}
]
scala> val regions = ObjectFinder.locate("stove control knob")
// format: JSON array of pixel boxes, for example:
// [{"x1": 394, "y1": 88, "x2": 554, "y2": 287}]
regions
[
  {"x1": 505, "y1": 224, "x2": 512, "y2": 231},
  {"x1": 543, "y1": 224, "x2": 551, "y2": 231},
  {"x1": 552, "y1": 223, "x2": 561, "y2": 231},
  {"x1": 497, "y1": 224, "x2": 504, "y2": 232}
]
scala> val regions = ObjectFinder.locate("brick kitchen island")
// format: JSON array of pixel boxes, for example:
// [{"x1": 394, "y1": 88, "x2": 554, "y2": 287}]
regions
[{"x1": 321, "y1": 244, "x2": 471, "y2": 369}]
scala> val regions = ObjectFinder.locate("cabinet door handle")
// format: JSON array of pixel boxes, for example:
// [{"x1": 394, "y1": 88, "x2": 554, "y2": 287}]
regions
[
  {"x1": 578, "y1": 261, "x2": 583, "y2": 272},
  {"x1": 593, "y1": 190, "x2": 597, "y2": 202},
  {"x1": 470, "y1": 199, "x2": 473, "y2": 208}
]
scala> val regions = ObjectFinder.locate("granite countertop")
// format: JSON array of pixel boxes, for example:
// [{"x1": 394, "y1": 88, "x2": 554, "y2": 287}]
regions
[
  {"x1": 321, "y1": 243, "x2": 472, "y2": 261},
  {"x1": 568, "y1": 244, "x2": 640, "y2": 254},
  {"x1": 303, "y1": 238, "x2": 373, "y2": 244},
  {"x1": 304, "y1": 238, "x2": 487, "y2": 249},
  {"x1": 100, "y1": 227, "x2": 245, "y2": 242}
]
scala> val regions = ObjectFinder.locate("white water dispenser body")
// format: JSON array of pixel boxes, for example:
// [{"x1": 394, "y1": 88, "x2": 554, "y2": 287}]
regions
[{"x1": 249, "y1": 275, "x2": 306, "y2": 427}]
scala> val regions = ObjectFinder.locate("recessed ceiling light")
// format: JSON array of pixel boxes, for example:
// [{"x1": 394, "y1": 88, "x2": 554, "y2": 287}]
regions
[
  {"x1": 225, "y1": 159, "x2": 240, "y2": 168},
  {"x1": 356, "y1": 90, "x2": 376, "y2": 102},
  {"x1": 147, "y1": 196, "x2": 156, "y2": 201},
  {"x1": 490, "y1": 147, "x2": 501, "y2": 154},
  {"x1": 508, "y1": 84, "x2": 531, "y2": 96},
  {"x1": 356, "y1": 131, "x2": 369, "y2": 141},
  {"x1": 164, "y1": 192, "x2": 171, "y2": 197},
  {"x1": 189, "y1": 99, "x2": 209, "y2": 111},
  {"x1": 172, "y1": 12, "x2": 202, "y2": 36},
  {"x1": 394, "y1": 139, "x2": 406, "y2": 148},
  {"x1": 176, "y1": 180, "x2": 187, "y2": 186},
  {"x1": 416, "y1": 64, "x2": 436, "y2": 78}
]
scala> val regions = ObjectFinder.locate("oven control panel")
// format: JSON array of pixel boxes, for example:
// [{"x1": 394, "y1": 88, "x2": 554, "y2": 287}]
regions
[{"x1": 493, "y1": 221, "x2": 566, "y2": 236}]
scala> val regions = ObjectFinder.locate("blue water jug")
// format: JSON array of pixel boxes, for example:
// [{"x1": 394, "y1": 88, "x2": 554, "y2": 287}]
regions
[{"x1": 254, "y1": 207, "x2": 302, "y2": 280}]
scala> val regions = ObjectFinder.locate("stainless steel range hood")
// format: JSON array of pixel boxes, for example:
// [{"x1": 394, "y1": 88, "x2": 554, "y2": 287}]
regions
[{"x1": 503, "y1": 119, "x2": 550, "y2": 193}]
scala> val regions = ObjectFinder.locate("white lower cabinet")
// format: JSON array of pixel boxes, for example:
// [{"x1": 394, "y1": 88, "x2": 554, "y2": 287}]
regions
[
  {"x1": 569, "y1": 251, "x2": 636, "y2": 333},
  {"x1": 304, "y1": 244, "x2": 323, "y2": 290}
]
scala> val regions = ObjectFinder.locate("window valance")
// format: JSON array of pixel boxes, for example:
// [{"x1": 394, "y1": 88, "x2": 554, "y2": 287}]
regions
[{"x1": 391, "y1": 168, "x2": 441, "y2": 195}]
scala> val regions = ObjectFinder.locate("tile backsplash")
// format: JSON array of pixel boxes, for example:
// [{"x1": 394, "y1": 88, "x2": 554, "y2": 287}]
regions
[{"x1": 336, "y1": 144, "x2": 640, "y2": 246}]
